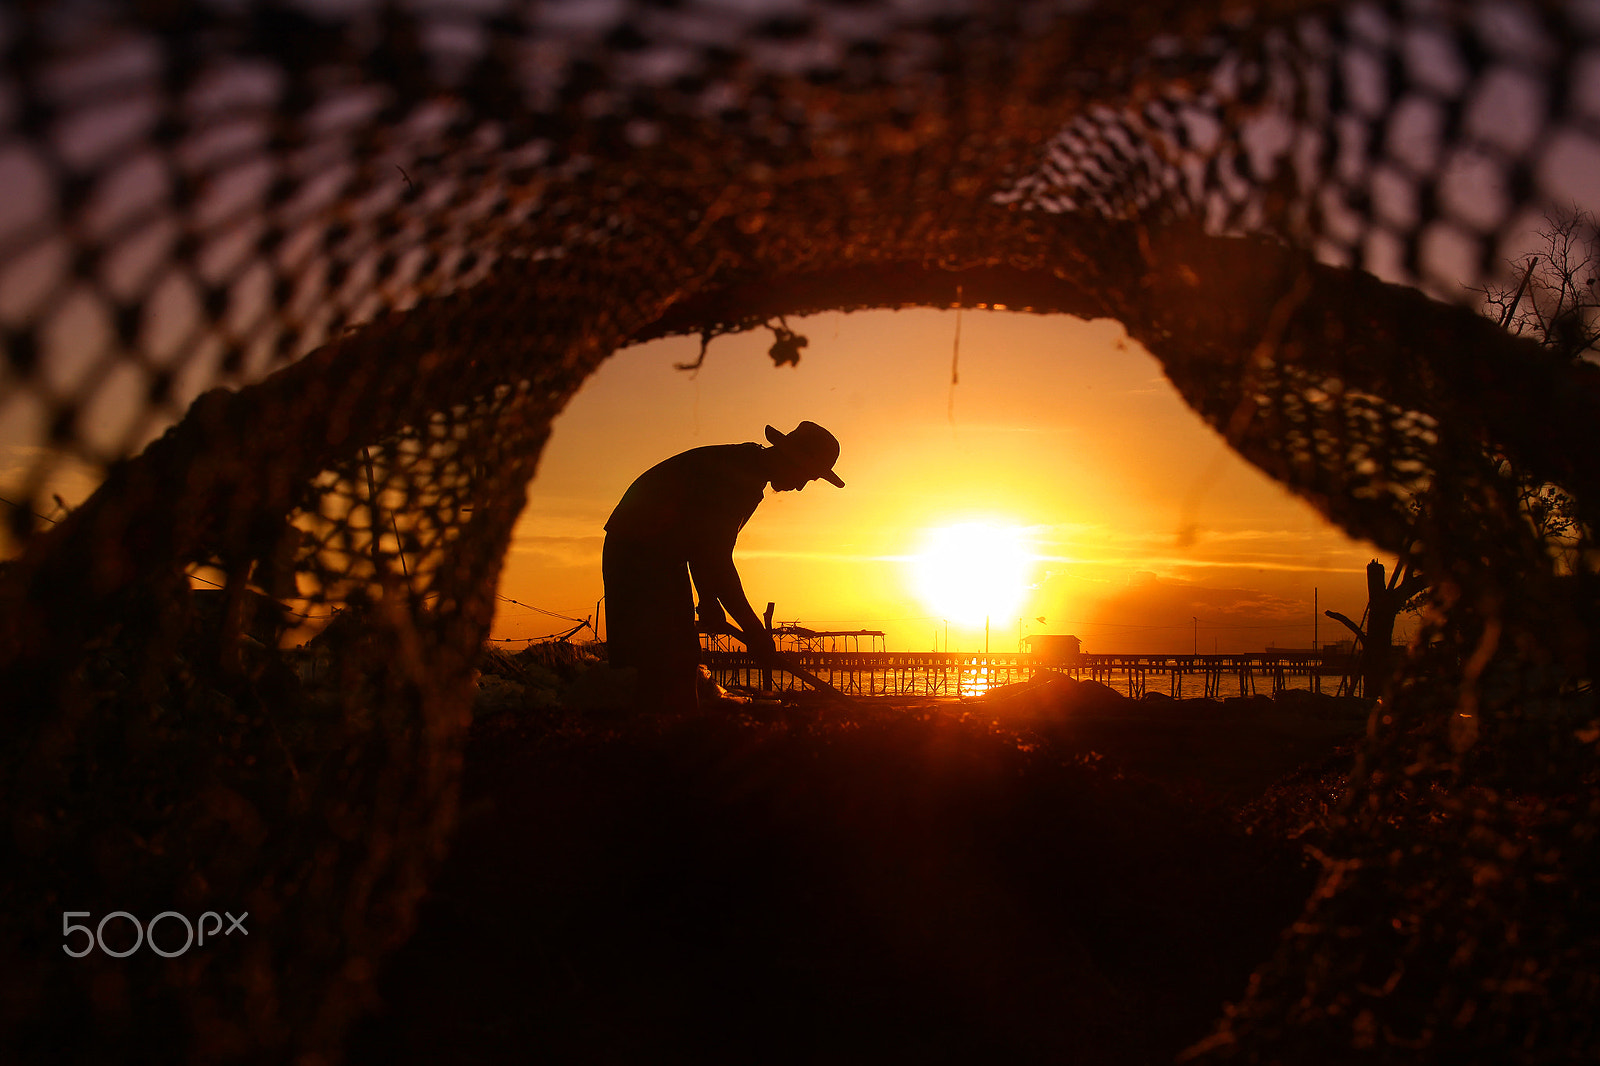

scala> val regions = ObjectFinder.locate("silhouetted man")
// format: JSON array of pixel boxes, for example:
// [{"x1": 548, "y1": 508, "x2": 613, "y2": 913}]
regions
[{"x1": 603, "y1": 422, "x2": 845, "y2": 711}]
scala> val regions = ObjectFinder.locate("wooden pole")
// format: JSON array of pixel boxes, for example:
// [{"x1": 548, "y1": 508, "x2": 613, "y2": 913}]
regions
[
  {"x1": 363, "y1": 447, "x2": 384, "y2": 577},
  {"x1": 762, "y1": 601, "x2": 775, "y2": 691}
]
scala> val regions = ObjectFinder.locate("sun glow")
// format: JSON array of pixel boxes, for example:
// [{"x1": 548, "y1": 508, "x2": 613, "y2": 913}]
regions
[{"x1": 910, "y1": 522, "x2": 1034, "y2": 626}]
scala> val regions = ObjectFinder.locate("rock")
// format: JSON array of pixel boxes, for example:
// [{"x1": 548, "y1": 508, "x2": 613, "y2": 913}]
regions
[
  {"x1": 976, "y1": 671, "x2": 1127, "y2": 720},
  {"x1": 1076, "y1": 678, "x2": 1126, "y2": 708}
]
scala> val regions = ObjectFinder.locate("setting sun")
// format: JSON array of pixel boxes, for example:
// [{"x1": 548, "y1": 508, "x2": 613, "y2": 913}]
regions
[{"x1": 910, "y1": 522, "x2": 1034, "y2": 626}]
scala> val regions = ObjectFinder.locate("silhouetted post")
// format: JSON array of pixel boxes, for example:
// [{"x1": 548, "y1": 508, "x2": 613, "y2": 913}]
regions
[
  {"x1": 363, "y1": 447, "x2": 409, "y2": 580},
  {"x1": 363, "y1": 447, "x2": 384, "y2": 577},
  {"x1": 761, "y1": 601, "x2": 775, "y2": 691},
  {"x1": 1360, "y1": 559, "x2": 1426, "y2": 700},
  {"x1": 1325, "y1": 559, "x2": 1426, "y2": 700}
]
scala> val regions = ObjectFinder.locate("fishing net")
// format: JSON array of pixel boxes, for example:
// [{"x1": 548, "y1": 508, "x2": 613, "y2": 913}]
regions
[{"x1": 0, "y1": 0, "x2": 1595, "y2": 1060}]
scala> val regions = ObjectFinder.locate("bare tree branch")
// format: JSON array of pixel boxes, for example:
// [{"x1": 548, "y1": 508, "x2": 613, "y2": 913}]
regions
[{"x1": 1325, "y1": 609, "x2": 1366, "y2": 644}]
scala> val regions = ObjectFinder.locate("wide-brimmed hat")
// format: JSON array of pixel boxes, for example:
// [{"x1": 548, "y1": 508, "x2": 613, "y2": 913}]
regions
[{"x1": 765, "y1": 421, "x2": 845, "y2": 487}]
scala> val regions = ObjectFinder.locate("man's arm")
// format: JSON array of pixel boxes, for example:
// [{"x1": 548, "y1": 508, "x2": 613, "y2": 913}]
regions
[{"x1": 689, "y1": 552, "x2": 773, "y2": 654}]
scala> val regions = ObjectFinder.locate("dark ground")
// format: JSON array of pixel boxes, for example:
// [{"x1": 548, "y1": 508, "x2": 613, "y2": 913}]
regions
[{"x1": 347, "y1": 684, "x2": 1364, "y2": 1065}]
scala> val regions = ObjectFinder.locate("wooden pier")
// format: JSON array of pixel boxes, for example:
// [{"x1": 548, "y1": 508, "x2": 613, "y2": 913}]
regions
[{"x1": 703, "y1": 650, "x2": 1347, "y2": 699}]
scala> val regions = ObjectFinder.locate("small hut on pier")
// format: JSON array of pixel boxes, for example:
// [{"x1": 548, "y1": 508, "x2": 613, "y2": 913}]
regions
[{"x1": 1024, "y1": 634, "x2": 1083, "y2": 668}]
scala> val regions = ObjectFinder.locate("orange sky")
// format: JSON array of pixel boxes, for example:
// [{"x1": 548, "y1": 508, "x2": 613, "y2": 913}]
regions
[
  {"x1": 0, "y1": 306, "x2": 1403, "y2": 654},
  {"x1": 498, "y1": 309, "x2": 1403, "y2": 654}
]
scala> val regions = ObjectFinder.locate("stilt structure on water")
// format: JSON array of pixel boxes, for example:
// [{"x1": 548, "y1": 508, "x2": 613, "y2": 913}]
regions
[{"x1": 701, "y1": 645, "x2": 1360, "y2": 700}]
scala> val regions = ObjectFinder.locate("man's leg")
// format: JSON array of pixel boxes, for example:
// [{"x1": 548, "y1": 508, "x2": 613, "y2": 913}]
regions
[{"x1": 602, "y1": 537, "x2": 700, "y2": 713}]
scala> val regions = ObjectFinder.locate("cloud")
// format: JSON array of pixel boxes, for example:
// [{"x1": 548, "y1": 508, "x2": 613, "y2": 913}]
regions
[
  {"x1": 1138, "y1": 556, "x2": 1364, "y2": 574},
  {"x1": 1092, "y1": 572, "x2": 1315, "y2": 627},
  {"x1": 935, "y1": 423, "x2": 1073, "y2": 436},
  {"x1": 508, "y1": 533, "x2": 603, "y2": 566},
  {"x1": 1026, "y1": 520, "x2": 1370, "y2": 575},
  {"x1": 0, "y1": 445, "x2": 102, "y2": 495},
  {"x1": 737, "y1": 549, "x2": 912, "y2": 563},
  {"x1": 1033, "y1": 551, "x2": 1361, "y2": 574}
]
